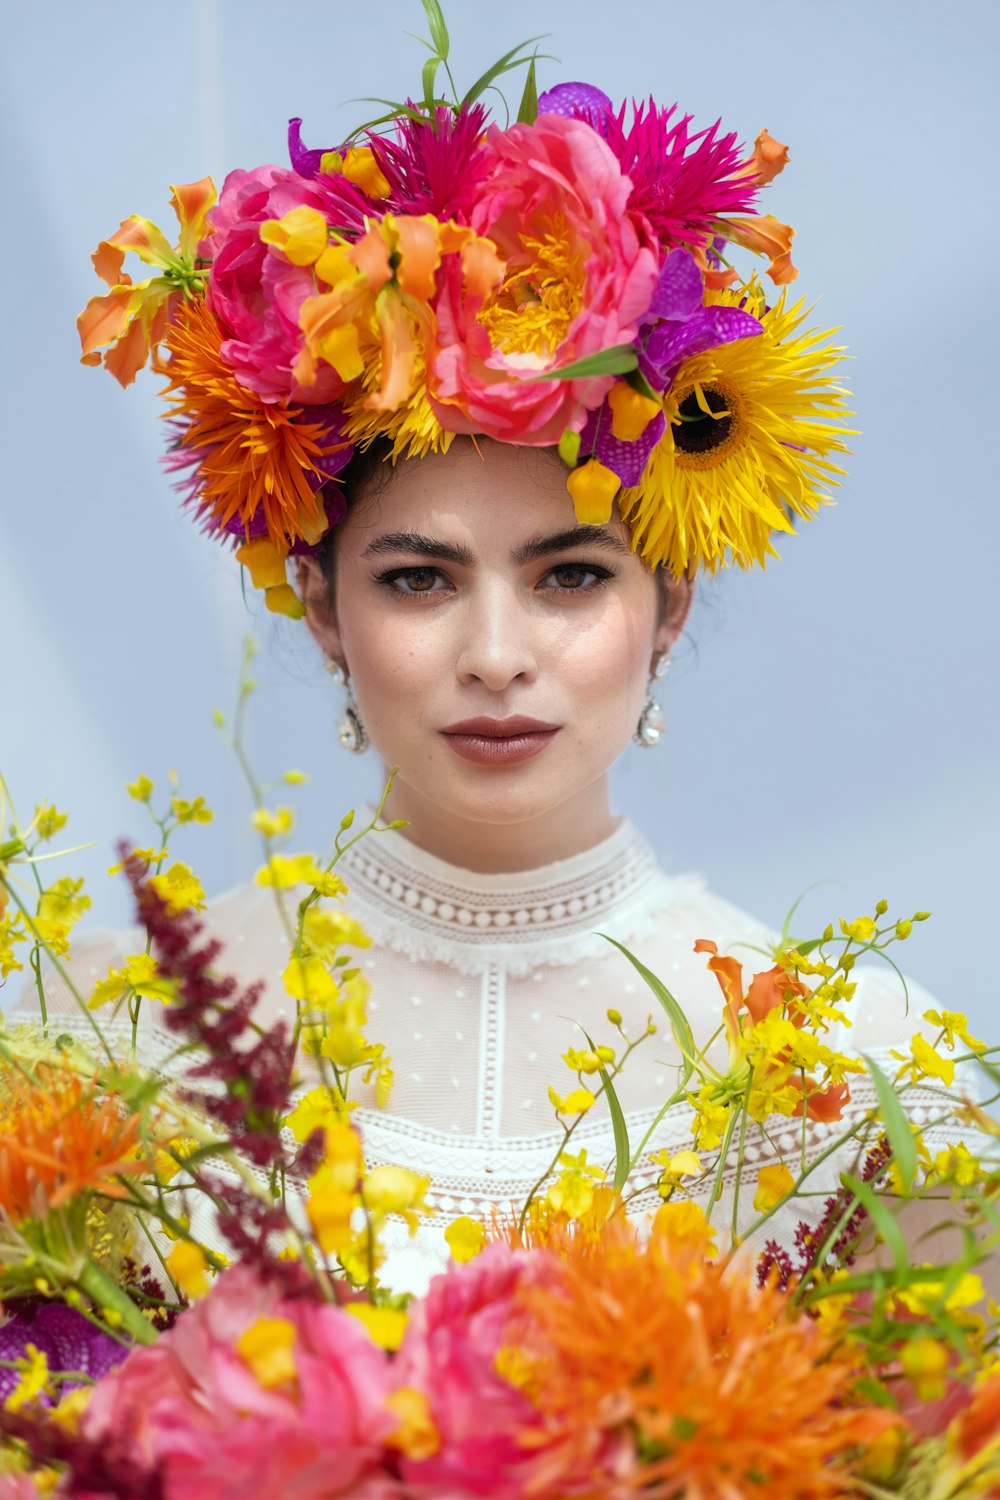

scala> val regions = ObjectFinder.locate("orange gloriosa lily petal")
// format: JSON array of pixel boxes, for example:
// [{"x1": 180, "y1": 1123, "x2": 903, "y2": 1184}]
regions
[
  {"x1": 794, "y1": 1078, "x2": 849, "y2": 1122},
  {"x1": 170, "y1": 176, "x2": 217, "y2": 260},
  {"x1": 393, "y1": 216, "x2": 444, "y2": 303},
  {"x1": 744, "y1": 964, "x2": 811, "y2": 1025},
  {"x1": 745, "y1": 129, "x2": 791, "y2": 187},
  {"x1": 723, "y1": 214, "x2": 798, "y2": 285}
]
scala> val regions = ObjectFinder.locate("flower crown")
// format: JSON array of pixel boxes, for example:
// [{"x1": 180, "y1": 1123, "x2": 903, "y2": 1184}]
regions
[{"x1": 78, "y1": 8, "x2": 852, "y2": 619}]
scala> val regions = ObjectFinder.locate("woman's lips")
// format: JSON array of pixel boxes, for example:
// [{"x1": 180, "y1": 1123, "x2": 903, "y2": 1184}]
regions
[{"x1": 440, "y1": 717, "x2": 561, "y2": 767}]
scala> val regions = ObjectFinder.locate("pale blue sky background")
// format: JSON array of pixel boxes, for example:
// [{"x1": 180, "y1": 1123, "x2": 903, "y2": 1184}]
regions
[{"x1": 1, "y1": 1, "x2": 997, "y2": 1032}]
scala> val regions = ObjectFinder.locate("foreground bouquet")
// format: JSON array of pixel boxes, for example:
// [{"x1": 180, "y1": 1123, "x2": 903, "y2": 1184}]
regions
[
  {"x1": 1, "y1": 654, "x2": 999, "y2": 1496},
  {"x1": 77, "y1": 1, "x2": 853, "y2": 616}
]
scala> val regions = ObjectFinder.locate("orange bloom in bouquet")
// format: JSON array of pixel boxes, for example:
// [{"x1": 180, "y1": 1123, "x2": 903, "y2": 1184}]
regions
[
  {"x1": 501, "y1": 1210, "x2": 902, "y2": 1499},
  {"x1": 77, "y1": 178, "x2": 216, "y2": 386},
  {"x1": 0, "y1": 1062, "x2": 145, "y2": 1223},
  {"x1": 696, "y1": 937, "x2": 851, "y2": 1122}
]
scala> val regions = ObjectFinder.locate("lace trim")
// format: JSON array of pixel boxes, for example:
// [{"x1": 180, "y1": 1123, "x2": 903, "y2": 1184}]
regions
[
  {"x1": 339, "y1": 820, "x2": 704, "y2": 976},
  {"x1": 24, "y1": 1012, "x2": 987, "y2": 1294}
]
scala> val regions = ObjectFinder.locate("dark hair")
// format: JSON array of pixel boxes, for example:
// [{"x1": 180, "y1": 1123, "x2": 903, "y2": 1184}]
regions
[{"x1": 317, "y1": 438, "x2": 396, "y2": 605}]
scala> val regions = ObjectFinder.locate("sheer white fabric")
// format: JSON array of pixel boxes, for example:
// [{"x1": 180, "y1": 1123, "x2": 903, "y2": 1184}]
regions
[{"x1": 14, "y1": 817, "x2": 986, "y2": 1295}]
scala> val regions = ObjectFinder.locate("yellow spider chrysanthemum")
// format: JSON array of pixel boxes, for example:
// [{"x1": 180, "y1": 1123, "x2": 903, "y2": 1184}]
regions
[
  {"x1": 341, "y1": 332, "x2": 454, "y2": 462},
  {"x1": 620, "y1": 284, "x2": 854, "y2": 574}
]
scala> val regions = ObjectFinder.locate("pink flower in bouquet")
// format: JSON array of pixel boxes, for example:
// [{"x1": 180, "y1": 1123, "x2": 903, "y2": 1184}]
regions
[
  {"x1": 394, "y1": 1243, "x2": 561, "y2": 1499},
  {"x1": 204, "y1": 165, "x2": 343, "y2": 404},
  {"x1": 428, "y1": 115, "x2": 659, "y2": 446},
  {"x1": 0, "y1": 1477, "x2": 46, "y2": 1500},
  {"x1": 82, "y1": 1266, "x2": 400, "y2": 1500}
]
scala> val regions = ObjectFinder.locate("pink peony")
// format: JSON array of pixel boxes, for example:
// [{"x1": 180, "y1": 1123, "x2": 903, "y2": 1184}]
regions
[
  {"x1": 428, "y1": 115, "x2": 659, "y2": 446},
  {"x1": 394, "y1": 1244, "x2": 562, "y2": 1500},
  {"x1": 204, "y1": 165, "x2": 343, "y2": 405},
  {"x1": 82, "y1": 1266, "x2": 400, "y2": 1500}
]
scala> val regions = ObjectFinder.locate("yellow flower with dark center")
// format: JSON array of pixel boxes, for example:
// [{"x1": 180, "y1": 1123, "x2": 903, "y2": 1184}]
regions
[{"x1": 619, "y1": 284, "x2": 853, "y2": 574}]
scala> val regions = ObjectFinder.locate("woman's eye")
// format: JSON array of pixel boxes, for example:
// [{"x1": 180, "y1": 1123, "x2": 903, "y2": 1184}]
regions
[
  {"x1": 543, "y1": 563, "x2": 613, "y2": 591},
  {"x1": 378, "y1": 567, "x2": 448, "y2": 595}
]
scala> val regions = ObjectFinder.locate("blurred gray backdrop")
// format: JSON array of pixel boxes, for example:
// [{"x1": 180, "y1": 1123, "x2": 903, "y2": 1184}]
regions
[{"x1": 1, "y1": 0, "x2": 997, "y2": 1033}]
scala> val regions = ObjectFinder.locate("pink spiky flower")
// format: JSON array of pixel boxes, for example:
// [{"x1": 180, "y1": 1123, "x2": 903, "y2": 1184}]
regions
[
  {"x1": 367, "y1": 103, "x2": 491, "y2": 222},
  {"x1": 539, "y1": 84, "x2": 759, "y2": 254}
]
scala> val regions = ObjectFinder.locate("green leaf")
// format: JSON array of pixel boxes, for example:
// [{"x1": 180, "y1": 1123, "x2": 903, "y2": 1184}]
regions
[
  {"x1": 527, "y1": 345, "x2": 638, "y2": 382},
  {"x1": 422, "y1": 56, "x2": 440, "y2": 116},
  {"x1": 841, "y1": 1172, "x2": 910, "y2": 1273},
  {"x1": 516, "y1": 53, "x2": 539, "y2": 125},
  {"x1": 862, "y1": 1053, "x2": 918, "y2": 1193},
  {"x1": 461, "y1": 36, "x2": 549, "y2": 108},
  {"x1": 626, "y1": 367, "x2": 661, "y2": 403},
  {"x1": 420, "y1": 0, "x2": 450, "y2": 59},
  {"x1": 584, "y1": 1027, "x2": 630, "y2": 1191},
  {"x1": 598, "y1": 935, "x2": 695, "y2": 1089}
]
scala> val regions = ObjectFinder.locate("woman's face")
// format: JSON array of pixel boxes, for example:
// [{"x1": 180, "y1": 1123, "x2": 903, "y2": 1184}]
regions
[{"x1": 302, "y1": 439, "x2": 688, "y2": 833}]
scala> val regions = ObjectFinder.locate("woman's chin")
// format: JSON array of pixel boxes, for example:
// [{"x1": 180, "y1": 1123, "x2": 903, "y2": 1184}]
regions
[{"x1": 390, "y1": 746, "x2": 601, "y2": 829}]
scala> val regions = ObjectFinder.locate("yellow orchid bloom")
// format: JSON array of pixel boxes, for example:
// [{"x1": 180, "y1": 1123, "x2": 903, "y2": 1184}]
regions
[{"x1": 78, "y1": 177, "x2": 216, "y2": 386}]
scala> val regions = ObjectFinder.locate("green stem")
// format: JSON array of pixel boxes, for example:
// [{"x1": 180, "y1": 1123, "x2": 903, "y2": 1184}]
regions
[
  {"x1": 705, "y1": 1109, "x2": 739, "y2": 1224},
  {"x1": 77, "y1": 1258, "x2": 157, "y2": 1346},
  {"x1": 2, "y1": 880, "x2": 114, "y2": 1062}
]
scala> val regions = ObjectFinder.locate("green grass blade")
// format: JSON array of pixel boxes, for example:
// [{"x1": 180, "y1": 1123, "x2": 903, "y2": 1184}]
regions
[
  {"x1": 584, "y1": 1027, "x2": 630, "y2": 1191},
  {"x1": 420, "y1": 0, "x2": 450, "y2": 59},
  {"x1": 862, "y1": 1053, "x2": 918, "y2": 1192},
  {"x1": 461, "y1": 36, "x2": 548, "y2": 108},
  {"x1": 841, "y1": 1172, "x2": 910, "y2": 1272},
  {"x1": 516, "y1": 54, "x2": 539, "y2": 125},
  {"x1": 598, "y1": 934, "x2": 695, "y2": 1089}
]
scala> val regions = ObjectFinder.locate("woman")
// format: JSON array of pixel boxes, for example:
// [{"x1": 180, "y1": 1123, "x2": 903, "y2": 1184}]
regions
[{"x1": 33, "y1": 55, "x2": 983, "y2": 1292}]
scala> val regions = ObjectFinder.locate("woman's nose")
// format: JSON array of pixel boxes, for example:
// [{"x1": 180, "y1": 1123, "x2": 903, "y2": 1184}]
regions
[{"x1": 454, "y1": 583, "x2": 539, "y2": 691}]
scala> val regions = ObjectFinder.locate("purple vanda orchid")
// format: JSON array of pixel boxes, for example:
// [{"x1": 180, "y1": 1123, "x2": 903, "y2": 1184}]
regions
[
  {"x1": 581, "y1": 249, "x2": 762, "y2": 487},
  {"x1": 537, "y1": 81, "x2": 615, "y2": 136},
  {"x1": 0, "y1": 1303, "x2": 126, "y2": 1402}
]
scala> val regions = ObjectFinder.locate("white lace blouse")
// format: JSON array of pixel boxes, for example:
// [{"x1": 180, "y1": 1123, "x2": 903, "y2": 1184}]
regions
[{"x1": 17, "y1": 817, "x2": 982, "y2": 1296}]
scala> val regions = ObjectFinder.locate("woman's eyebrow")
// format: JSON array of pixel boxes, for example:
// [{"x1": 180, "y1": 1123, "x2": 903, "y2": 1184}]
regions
[
  {"x1": 512, "y1": 527, "x2": 632, "y2": 565},
  {"x1": 362, "y1": 532, "x2": 475, "y2": 565}
]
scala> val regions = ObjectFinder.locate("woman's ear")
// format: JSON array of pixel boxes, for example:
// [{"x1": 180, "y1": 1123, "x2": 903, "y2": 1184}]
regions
[
  {"x1": 295, "y1": 555, "x2": 347, "y2": 668},
  {"x1": 653, "y1": 572, "x2": 694, "y2": 667}
]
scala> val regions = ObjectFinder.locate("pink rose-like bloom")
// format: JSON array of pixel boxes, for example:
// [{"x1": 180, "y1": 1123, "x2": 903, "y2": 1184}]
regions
[
  {"x1": 82, "y1": 1266, "x2": 400, "y2": 1500},
  {"x1": 428, "y1": 115, "x2": 659, "y2": 447},
  {"x1": 204, "y1": 165, "x2": 343, "y2": 405},
  {"x1": 394, "y1": 1244, "x2": 566, "y2": 1500}
]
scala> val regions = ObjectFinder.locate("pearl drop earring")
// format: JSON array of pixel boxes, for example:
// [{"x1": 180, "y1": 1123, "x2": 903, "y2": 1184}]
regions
[{"x1": 633, "y1": 654, "x2": 670, "y2": 748}]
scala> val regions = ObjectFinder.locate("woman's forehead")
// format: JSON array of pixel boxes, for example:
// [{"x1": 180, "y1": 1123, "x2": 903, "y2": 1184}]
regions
[{"x1": 343, "y1": 440, "x2": 634, "y2": 555}]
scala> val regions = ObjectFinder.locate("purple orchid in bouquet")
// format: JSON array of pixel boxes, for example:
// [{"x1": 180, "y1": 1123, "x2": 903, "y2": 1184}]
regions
[{"x1": 579, "y1": 247, "x2": 764, "y2": 486}]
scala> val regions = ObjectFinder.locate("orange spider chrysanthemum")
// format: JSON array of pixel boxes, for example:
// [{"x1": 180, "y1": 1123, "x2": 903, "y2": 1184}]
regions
[
  {"x1": 160, "y1": 297, "x2": 350, "y2": 550},
  {"x1": 502, "y1": 1213, "x2": 900, "y2": 1499},
  {"x1": 0, "y1": 1063, "x2": 146, "y2": 1224}
]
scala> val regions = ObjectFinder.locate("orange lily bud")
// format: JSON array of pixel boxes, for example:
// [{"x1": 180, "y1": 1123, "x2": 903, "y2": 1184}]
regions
[{"x1": 747, "y1": 129, "x2": 790, "y2": 186}]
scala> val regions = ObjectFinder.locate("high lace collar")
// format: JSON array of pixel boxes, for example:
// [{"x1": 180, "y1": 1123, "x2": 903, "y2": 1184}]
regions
[{"x1": 338, "y1": 813, "x2": 704, "y2": 974}]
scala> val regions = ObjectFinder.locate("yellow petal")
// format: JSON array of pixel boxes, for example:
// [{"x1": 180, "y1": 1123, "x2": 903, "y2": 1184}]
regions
[
  {"x1": 260, "y1": 206, "x2": 330, "y2": 267},
  {"x1": 608, "y1": 382, "x2": 661, "y2": 441},
  {"x1": 753, "y1": 1162, "x2": 795, "y2": 1212}
]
